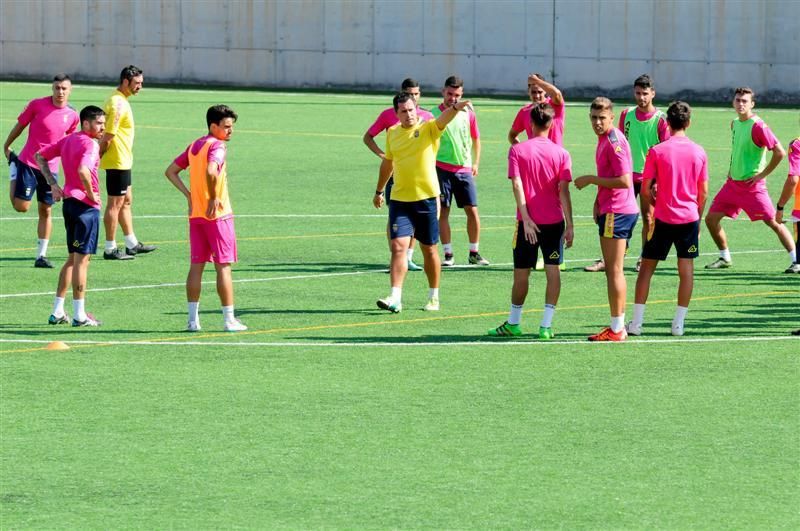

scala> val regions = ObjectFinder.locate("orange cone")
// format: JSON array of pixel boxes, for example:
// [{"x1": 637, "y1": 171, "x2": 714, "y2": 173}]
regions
[{"x1": 46, "y1": 341, "x2": 70, "y2": 351}]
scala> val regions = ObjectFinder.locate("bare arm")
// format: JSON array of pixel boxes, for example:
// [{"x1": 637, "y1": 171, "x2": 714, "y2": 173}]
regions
[
  {"x1": 559, "y1": 181, "x2": 574, "y2": 248},
  {"x1": 34, "y1": 152, "x2": 63, "y2": 201},
  {"x1": 472, "y1": 136, "x2": 481, "y2": 177},
  {"x1": 574, "y1": 173, "x2": 632, "y2": 190},
  {"x1": 697, "y1": 179, "x2": 709, "y2": 221},
  {"x1": 776, "y1": 174, "x2": 798, "y2": 224},
  {"x1": 362, "y1": 132, "x2": 385, "y2": 159},
  {"x1": 508, "y1": 127, "x2": 523, "y2": 146},
  {"x1": 434, "y1": 100, "x2": 472, "y2": 130},
  {"x1": 98, "y1": 132, "x2": 115, "y2": 157},
  {"x1": 165, "y1": 162, "x2": 192, "y2": 215},
  {"x1": 748, "y1": 142, "x2": 785, "y2": 183},
  {"x1": 77, "y1": 166, "x2": 98, "y2": 204},
  {"x1": 529, "y1": 74, "x2": 564, "y2": 106},
  {"x1": 373, "y1": 158, "x2": 394, "y2": 209},
  {"x1": 3, "y1": 122, "x2": 26, "y2": 160},
  {"x1": 511, "y1": 176, "x2": 539, "y2": 244}
]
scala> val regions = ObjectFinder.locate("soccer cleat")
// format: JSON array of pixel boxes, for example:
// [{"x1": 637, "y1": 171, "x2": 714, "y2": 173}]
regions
[
  {"x1": 468, "y1": 252, "x2": 490, "y2": 266},
  {"x1": 187, "y1": 321, "x2": 202, "y2": 332},
  {"x1": 784, "y1": 263, "x2": 800, "y2": 274},
  {"x1": 377, "y1": 298, "x2": 402, "y2": 313},
  {"x1": 423, "y1": 297, "x2": 440, "y2": 311},
  {"x1": 584, "y1": 259, "x2": 605, "y2": 272},
  {"x1": 534, "y1": 256, "x2": 545, "y2": 270},
  {"x1": 442, "y1": 253, "x2": 455, "y2": 267},
  {"x1": 635, "y1": 257, "x2": 642, "y2": 273},
  {"x1": 625, "y1": 321, "x2": 643, "y2": 336},
  {"x1": 792, "y1": 329, "x2": 800, "y2": 336},
  {"x1": 705, "y1": 257, "x2": 731, "y2": 269},
  {"x1": 34, "y1": 256, "x2": 54, "y2": 269},
  {"x1": 487, "y1": 321, "x2": 522, "y2": 337},
  {"x1": 104, "y1": 248, "x2": 134, "y2": 260},
  {"x1": 407, "y1": 259, "x2": 423, "y2": 272},
  {"x1": 72, "y1": 313, "x2": 101, "y2": 327},
  {"x1": 48, "y1": 313, "x2": 70, "y2": 325},
  {"x1": 538, "y1": 326, "x2": 555, "y2": 340},
  {"x1": 671, "y1": 322, "x2": 685, "y2": 336},
  {"x1": 126, "y1": 242, "x2": 157, "y2": 256},
  {"x1": 559, "y1": 261, "x2": 566, "y2": 271},
  {"x1": 588, "y1": 326, "x2": 627, "y2": 342},
  {"x1": 224, "y1": 319, "x2": 248, "y2": 332}
]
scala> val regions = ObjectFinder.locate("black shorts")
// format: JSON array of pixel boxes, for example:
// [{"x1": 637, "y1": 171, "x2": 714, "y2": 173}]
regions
[
  {"x1": 642, "y1": 219, "x2": 700, "y2": 260},
  {"x1": 633, "y1": 181, "x2": 642, "y2": 198},
  {"x1": 106, "y1": 169, "x2": 132, "y2": 196},
  {"x1": 11, "y1": 157, "x2": 56, "y2": 205},
  {"x1": 512, "y1": 220, "x2": 565, "y2": 269},
  {"x1": 63, "y1": 198, "x2": 100, "y2": 255}
]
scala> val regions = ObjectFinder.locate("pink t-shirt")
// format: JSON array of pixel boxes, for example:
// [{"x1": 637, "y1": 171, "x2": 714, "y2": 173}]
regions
[
  {"x1": 788, "y1": 138, "x2": 800, "y2": 217},
  {"x1": 39, "y1": 132, "x2": 101, "y2": 209},
  {"x1": 173, "y1": 135, "x2": 227, "y2": 170},
  {"x1": 642, "y1": 136, "x2": 708, "y2": 224},
  {"x1": 17, "y1": 96, "x2": 79, "y2": 173},
  {"x1": 511, "y1": 97, "x2": 566, "y2": 146},
  {"x1": 435, "y1": 103, "x2": 480, "y2": 173},
  {"x1": 508, "y1": 137, "x2": 572, "y2": 224},
  {"x1": 618, "y1": 107, "x2": 670, "y2": 182},
  {"x1": 366, "y1": 106, "x2": 435, "y2": 137},
  {"x1": 746, "y1": 119, "x2": 779, "y2": 149},
  {"x1": 595, "y1": 128, "x2": 638, "y2": 215}
]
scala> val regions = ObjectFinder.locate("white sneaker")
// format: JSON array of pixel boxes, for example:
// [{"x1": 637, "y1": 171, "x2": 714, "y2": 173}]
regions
[
  {"x1": 442, "y1": 253, "x2": 455, "y2": 267},
  {"x1": 187, "y1": 321, "x2": 202, "y2": 332},
  {"x1": 705, "y1": 257, "x2": 731, "y2": 269},
  {"x1": 671, "y1": 322, "x2": 684, "y2": 336},
  {"x1": 626, "y1": 321, "x2": 643, "y2": 336},
  {"x1": 377, "y1": 298, "x2": 402, "y2": 313},
  {"x1": 224, "y1": 319, "x2": 248, "y2": 332},
  {"x1": 423, "y1": 297, "x2": 440, "y2": 311},
  {"x1": 784, "y1": 263, "x2": 800, "y2": 274}
]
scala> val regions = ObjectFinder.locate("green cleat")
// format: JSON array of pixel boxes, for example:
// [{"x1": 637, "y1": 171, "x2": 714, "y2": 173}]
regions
[
  {"x1": 538, "y1": 326, "x2": 555, "y2": 340},
  {"x1": 488, "y1": 321, "x2": 522, "y2": 337}
]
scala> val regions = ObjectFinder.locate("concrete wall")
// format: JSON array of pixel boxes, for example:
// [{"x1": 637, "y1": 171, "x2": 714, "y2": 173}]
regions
[{"x1": 1, "y1": 0, "x2": 798, "y2": 102}]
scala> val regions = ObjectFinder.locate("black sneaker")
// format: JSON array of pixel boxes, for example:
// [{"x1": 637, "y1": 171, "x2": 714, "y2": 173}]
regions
[
  {"x1": 104, "y1": 248, "x2": 134, "y2": 260},
  {"x1": 126, "y1": 242, "x2": 157, "y2": 256},
  {"x1": 468, "y1": 252, "x2": 490, "y2": 266},
  {"x1": 34, "y1": 256, "x2": 54, "y2": 268}
]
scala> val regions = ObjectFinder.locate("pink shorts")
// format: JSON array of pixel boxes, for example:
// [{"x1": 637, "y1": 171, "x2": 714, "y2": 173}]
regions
[
  {"x1": 708, "y1": 178, "x2": 775, "y2": 221},
  {"x1": 189, "y1": 216, "x2": 238, "y2": 264}
]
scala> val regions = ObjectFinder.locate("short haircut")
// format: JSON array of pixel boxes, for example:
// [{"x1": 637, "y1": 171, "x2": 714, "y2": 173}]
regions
[
  {"x1": 734, "y1": 86, "x2": 755, "y2": 100},
  {"x1": 531, "y1": 73, "x2": 546, "y2": 82},
  {"x1": 530, "y1": 102, "x2": 555, "y2": 129},
  {"x1": 53, "y1": 73, "x2": 71, "y2": 83},
  {"x1": 393, "y1": 92, "x2": 414, "y2": 111},
  {"x1": 401, "y1": 78, "x2": 419, "y2": 90},
  {"x1": 633, "y1": 74, "x2": 654, "y2": 90},
  {"x1": 590, "y1": 96, "x2": 614, "y2": 112},
  {"x1": 206, "y1": 104, "x2": 238, "y2": 127},
  {"x1": 119, "y1": 65, "x2": 143, "y2": 84},
  {"x1": 80, "y1": 105, "x2": 105, "y2": 123},
  {"x1": 666, "y1": 101, "x2": 692, "y2": 130},
  {"x1": 443, "y1": 76, "x2": 463, "y2": 89}
]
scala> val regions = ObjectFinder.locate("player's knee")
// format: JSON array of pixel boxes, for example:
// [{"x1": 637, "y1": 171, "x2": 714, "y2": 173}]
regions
[{"x1": 12, "y1": 200, "x2": 29, "y2": 213}]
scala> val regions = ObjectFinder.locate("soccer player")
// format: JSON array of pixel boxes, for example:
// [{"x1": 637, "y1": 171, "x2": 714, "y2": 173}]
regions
[
  {"x1": 776, "y1": 131, "x2": 800, "y2": 273},
  {"x1": 488, "y1": 103, "x2": 574, "y2": 340},
  {"x1": 432, "y1": 76, "x2": 488, "y2": 267},
  {"x1": 3, "y1": 73, "x2": 79, "y2": 268},
  {"x1": 164, "y1": 105, "x2": 247, "y2": 332},
  {"x1": 704, "y1": 87, "x2": 795, "y2": 270},
  {"x1": 35, "y1": 105, "x2": 106, "y2": 327},
  {"x1": 99, "y1": 65, "x2": 156, "y2": 260},
  {"x1": 574, "y1": 97, "x2": 638, "y2": 342},
  {"x1": 373, "y1": 93, "x2": 472, "y2": 313},
  {"x1": 508, "y1": 73, "x2": 566, "y2": 147},
  {"x1": 626, "y1": 101, "x2": 709, "y2": 337},
  {"x1": 363, "y1": 78, "x2": 434, "y2": 272}
]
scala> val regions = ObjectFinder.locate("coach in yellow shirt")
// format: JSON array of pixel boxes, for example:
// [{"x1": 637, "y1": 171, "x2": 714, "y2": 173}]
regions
[
  {"x1": 99, "y1": 65, "x2": 156, "y2": 260},
  {"x1": 373, "y1": 93, "x2": 472, "y2": 313}
]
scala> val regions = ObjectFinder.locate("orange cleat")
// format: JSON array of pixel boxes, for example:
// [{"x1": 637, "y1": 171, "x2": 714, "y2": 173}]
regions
[{"x1": 588, "y1": 326, "x2": 627, "y2": 342}]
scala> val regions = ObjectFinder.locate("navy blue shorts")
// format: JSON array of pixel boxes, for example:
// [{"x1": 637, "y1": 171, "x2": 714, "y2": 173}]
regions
[
  {"x1": 388, "y1": 198, "x2": 439, "y2": 245},
  {"x1": 63, "y1": 198, "x2": 100, "y2": 255},
  {"x1": 437, "y1": 167, "x2": 477, "y2": 208},
  {"x1": 597, "y1": 212, "x2": 638, "y2": 240},
  {"x1": 512, "y1": 220, "x2": 565, "y2": 269},
  {"x1": 642, "y1": 219, "x2": 701, "y2": 260},
  {"x1": 11, "y1": 156, "x2": 57, "y2": 205},
  {"x1": 106, "y1": 169, "x2": 132, "y2": 196}
]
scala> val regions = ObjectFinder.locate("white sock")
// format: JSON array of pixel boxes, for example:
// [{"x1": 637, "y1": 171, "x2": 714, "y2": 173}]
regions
[
  {"x1": 610, "y1": 314, "x2": 625, "y2": 333},
  {"x1": 443, "y1": 243, "x2": 453, "y2": 254},
  {"x1": 52, "y1": 296, "x2": 65, "y2": 317},
  {"x1": 188, "y1": 302, "x2": 200, "y2": 323},
  {"x1": 73, "y1": 298, "x2": 86, "y2": 322},
  {"x1": 428, "y1": 287, "x2": 439, "y2": 300},
  {"x1": 222, "y1": 305, "x2": 235, "y2": 322},
  {"x1": 540, "y1": 304, "x2": 556, "y2": 328},
  {"x1": 720, "y1": 248, "x2": 731, "y2": 262},
  {"x1": 789, "y1": 249, "x2": 797, "y2": 263},
  {"x1": 508, "y1": 304, "x2": 523, "y2": 325},
  {"x1": 674, "y1": 305, "x2": 689, "y2": 327},
  {"x1": 469, "y1": 242, "x2": 479, "y2": 253},
  {"x1": 37, "y1": 239, "x2": 49, "y2": 258},
  {"x1": 124, "y1": 233, "x2": 139, "y2": 249},
  {"x1": 407, "y1": 248, "x2": 415, "y2": 261},
  {"x1": 632, "y1": 303, "x2": 646, "y2": 326},
  {"x1": 105, "y1": 240, "x2": 117, "y2": 252},
  {"x1": 390, "y1": 286, "x2": 402, "y2": 302}
]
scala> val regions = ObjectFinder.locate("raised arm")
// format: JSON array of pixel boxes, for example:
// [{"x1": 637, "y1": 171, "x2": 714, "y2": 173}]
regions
[
  {"x1": 529, "y1": 74, "x2": 564, "y2": 106},
  {"x1": 435, "y1": 100, "x2": 472, "y2": 130}
]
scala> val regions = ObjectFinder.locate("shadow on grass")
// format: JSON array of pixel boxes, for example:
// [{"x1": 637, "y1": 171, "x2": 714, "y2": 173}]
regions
[{"x1": 237, "y1": 262, "x2": 385, "y2": 274}]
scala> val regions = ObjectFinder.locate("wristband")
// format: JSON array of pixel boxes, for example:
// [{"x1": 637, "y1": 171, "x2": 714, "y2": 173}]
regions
[
  {"x1": 777, "y1": 204, "x2": 784, "y2": 211},
  {"x1": 375, "y1": 190, "x2": 384, "y2": 196}
]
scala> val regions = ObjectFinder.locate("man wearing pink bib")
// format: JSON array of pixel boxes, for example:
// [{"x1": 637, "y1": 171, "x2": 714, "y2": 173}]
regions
[
  {"x1": 705, "y1": 87, "x2": 795, "y2": 270},
  {"x1": 776, "y1": 131, "x2": 800, "y2": 274},
  {"x1": 508, "y1": 73, "x2": 566, "y2": 147},
  {"x1": 627, "y1": 101, "x2": 709, "y2": 337},
  {"x1": 165, "y1": 105, "x2": 247, "y2": 333}
]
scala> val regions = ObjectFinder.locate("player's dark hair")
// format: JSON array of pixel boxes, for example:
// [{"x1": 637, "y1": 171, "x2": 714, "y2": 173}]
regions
[
  {"x1": 633, "y1": 74, "x2": 654, "y2": 90},
  {"x1": 53, "y1": 73, "x2": 71, "y2": 83},
  {"x1": 401, "y1": 78, "x2": 419, "y2": 90},
  {"x1": 532, "y1": 73, "x2": 546, "y2": 82},
  {"x1": 392, "y1": 92, "x2": 415, "y2": 111},
  {"x1": 666, "y1": 101, "x2": 692, "y2": 130},
  {"x1": 119, "y1": 65, "x2": 143, "y2": 84},
  {"x1": 590, "y1": 96, "x2": 614, "y2": 112},
  {"x1": 443, "y1": 76, "x2": 463, "y2": 89},
  {"x1": 530, "y1": 102, "x2": 555, "y2": 129},
  {"x1": 80, "y1": 105, "x2": 105, "y2": 124},
  {"x1": 734, "y1": 86, "x2": 755, "y2": 101},
  {"x1": 206, "y1": 105, "x2": 238, "y2": 127}
]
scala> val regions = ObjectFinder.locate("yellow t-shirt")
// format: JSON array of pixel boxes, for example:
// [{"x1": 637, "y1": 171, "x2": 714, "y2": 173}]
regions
[
  {"x1": 100, "y1": 90, "x2": 135, "y2": 170},
  {"x1": 385, "y1": 119, "x2": 443, "y2": 202}
]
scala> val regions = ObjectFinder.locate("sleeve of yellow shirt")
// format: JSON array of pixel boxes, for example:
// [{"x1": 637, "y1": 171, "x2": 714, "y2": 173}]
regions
[
  {"x1": 427, "y1": 119, "x2": 444, "y2": 139},
  {"x1": 104, "y1": 95, "x2": 121, "y2": 136},
  {"x1": 384, "y1": 128, "x2": 394, "y2": 161}
]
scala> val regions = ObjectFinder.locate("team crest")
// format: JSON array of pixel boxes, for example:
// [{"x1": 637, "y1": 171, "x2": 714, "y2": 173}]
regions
[
  {"x1": 392, "y1": 224, "x2": 398, "y2": 233},
  {"x1": 414, "y1": 130, "x2": 420, "y2": 138},
  {"x1": 549, "y1": 251, "x2": 560, "y2": 259}
]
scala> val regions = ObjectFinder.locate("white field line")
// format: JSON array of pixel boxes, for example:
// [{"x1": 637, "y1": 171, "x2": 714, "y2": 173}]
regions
[{"x1": 0, "y1": 248, "x2": 791, "y2": 300}]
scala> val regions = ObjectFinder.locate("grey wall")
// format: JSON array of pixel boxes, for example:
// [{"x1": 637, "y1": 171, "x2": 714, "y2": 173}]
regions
[{"x1": 1, "y1": 0, "x2": 798, "y2": 102}]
